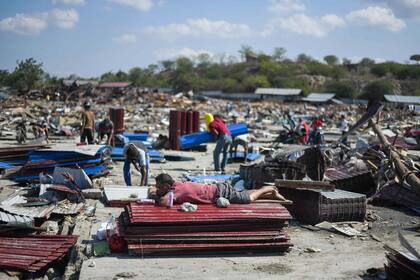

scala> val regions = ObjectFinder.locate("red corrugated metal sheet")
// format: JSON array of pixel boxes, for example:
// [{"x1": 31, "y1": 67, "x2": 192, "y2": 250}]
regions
[
  {"x1": 126, "y1": 203, "x2": 292, "y2": 224},
  {"x1": 118, "y1": 203, "x2": 293, "y2": 255},
  {"x1": 0, "y1": 235, "x2": 78, "y2": 273}
]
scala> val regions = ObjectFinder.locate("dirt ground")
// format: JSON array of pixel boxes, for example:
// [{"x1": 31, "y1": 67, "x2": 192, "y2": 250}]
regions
[{"x1": 1, "y1": 139, "x2": 419, "y2": 280}]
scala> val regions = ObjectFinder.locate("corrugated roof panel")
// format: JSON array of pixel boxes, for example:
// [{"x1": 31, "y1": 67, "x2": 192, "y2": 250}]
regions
[
  {"x1": 255, "y1": 88, "x2": 302, "y2": 96},
  {"x1": 384, "y1": 95, "x2": 420, "y2": 104},
  {"x1": 302, "y1": 93, "x2": 336, "y2": 103},
  {"x1": 0, "y1": 235, "x2": 78, "y2": 272}
]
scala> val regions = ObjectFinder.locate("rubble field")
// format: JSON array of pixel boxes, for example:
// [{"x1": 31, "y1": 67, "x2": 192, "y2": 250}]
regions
[{"x1": 0, "y1": 94, "x2": 419, "y2": 280}]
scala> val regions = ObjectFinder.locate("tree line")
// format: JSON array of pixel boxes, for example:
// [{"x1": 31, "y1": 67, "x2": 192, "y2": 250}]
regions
[{"x1": 1, "y1": 47, "x2": 420, "y2": 99}]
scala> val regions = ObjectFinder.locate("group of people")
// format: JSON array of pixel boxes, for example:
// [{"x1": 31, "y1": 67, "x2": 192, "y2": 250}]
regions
[
  {"x1": 79, "y1": 104, "x2": 352, "y2": 208},
  {"x1": 80, "y1": 102, "x2": 114, "y2": 145}
]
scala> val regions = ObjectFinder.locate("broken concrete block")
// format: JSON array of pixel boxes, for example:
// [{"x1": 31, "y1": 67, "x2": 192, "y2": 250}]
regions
[{"x1": 82, "y1": 189, "x2": 103, "y2": 199}]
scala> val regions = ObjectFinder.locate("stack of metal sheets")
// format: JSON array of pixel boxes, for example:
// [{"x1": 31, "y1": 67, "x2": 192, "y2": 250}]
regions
[{"x1": 118, "y1": 202, "x2": 293, "y2": 255}]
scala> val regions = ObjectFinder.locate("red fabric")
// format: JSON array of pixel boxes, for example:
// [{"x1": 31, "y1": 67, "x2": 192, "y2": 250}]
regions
[
  {"x1": 208, "y1": 118, "x2": 231, "y2": 136},
  {"x1": 172, "y1": 181, "x2": 217, "y2": 204},
  {"x1": 312, "y1": 119, "x2": 323, "y2": 129}
]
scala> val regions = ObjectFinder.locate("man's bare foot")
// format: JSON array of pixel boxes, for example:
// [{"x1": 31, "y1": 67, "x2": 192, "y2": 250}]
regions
[{"x1": 271, "y1": 188, "x2": 286, "y2": 201}]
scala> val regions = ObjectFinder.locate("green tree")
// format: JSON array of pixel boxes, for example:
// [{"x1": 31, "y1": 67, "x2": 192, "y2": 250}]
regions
[
  {"x1": 325, "y1": 81, "x2": 356, "y2": 98},
  {"x1": 296, "y1": 53, "x2": 314, "y2": 64},
  {"x1": 410, "y1": 54, "x2": 420, "y2": 64},
  {"x1": 9, "y1": 58, "x2": 44, "y2": 92},
  {"x1": 0, "y1": 70, "x2": 9, "y2": 87},
  {"x1": 342, "y1": 58, "x2": 351, "y2": 65},
  {"x1": 239, "y1": 45, "x2": 255, "y2": 62},
  {"x1": 361, "y1": 80, "x2": 394, "y2": 100},
  {"x1": 272, "y1": 47, "x2": 286, "y2": 62},
  {"x1": 371, "y1": 64, "x2": 388, "y2": 77},
  {"x1": 323, "y1": 55, "x2": 339, "y2": 65},
  {"x1": 170, "y1": 57, "x2": 195, "y2": 92},
  {"x1": 359, "y1": 57, "x2": 375, "y2": 66},
  {"x1": 243, "y1": 75, "x2": 270, "y2": 91},
  {"x1": 128, "y1": 67, "x2": 144, "y2": 86}
]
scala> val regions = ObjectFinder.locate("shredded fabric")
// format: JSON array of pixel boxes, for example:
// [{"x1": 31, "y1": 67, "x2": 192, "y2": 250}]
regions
[{"x1": 179, "y1": 202, "x2": 198, "y2": 212}]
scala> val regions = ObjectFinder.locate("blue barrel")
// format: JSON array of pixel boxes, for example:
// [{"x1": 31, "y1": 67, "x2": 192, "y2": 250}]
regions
[{"x1": 179, "y1": 123, "x2": 248, "y2": 149}]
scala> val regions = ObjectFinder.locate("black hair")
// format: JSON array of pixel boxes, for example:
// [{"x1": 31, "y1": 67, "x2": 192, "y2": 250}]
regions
[
  {"x1": 126, "y1": 143, "x2": 140, "y2": 160},
  {"x1": 155, "y1": 173, "x2": 174, "y2": 186}
]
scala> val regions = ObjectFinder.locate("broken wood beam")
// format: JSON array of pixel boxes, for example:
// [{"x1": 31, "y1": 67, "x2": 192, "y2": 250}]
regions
[
  {"x1": 369, "y1": 120, "x2": 420, "y2": 195},
  {"x1": 275, "y1": 179, "x2": 335, "y2": 191}
]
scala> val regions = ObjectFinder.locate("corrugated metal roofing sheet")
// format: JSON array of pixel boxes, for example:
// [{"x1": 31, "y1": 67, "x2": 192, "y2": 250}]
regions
[
  {"x1": 0, "y1": 235, "x2": 78, "y2": 273},
  {"x1": 302, "y1": 93, "x2": 336, "y2": 102},
  {"x1": 126, "y1": 203, "x2": 292, "y2": 224},
  {"x1": 384, "y1": 95, "x2": 420, "y2": 104},
  {"x1": 98, "y1": 82, "x2": 132, "y2": 88},
  {"x1": 255, "y1": 88, "x2": 302, "y2": 96},
  {"x1": 104, "y1": 186, "x2": 149, "y2": 207},
  {"x1": 0, "y1": 209, "x2": 33, "y2": 226}
]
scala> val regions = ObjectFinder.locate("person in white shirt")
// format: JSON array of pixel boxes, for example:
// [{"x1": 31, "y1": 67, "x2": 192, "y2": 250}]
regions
[
  {"x1": 123, "y1": 142, "x2": 149, "y2": 186},
  {"x1": 340, "y1": 114, "x2": 349, "y2": 146}
]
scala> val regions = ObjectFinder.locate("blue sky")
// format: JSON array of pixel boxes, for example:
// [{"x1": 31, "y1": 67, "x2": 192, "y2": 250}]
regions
[{"x1": 0, "y1": 0, "x2": 419, "y2": 77}]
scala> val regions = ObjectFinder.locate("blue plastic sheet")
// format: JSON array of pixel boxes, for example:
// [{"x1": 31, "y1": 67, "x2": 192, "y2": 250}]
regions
[
  {"x1": 228, "y1": 151, "x2": 262, "y2": 161},
  {"x1": 179, "y1": 123, "x2": 248, "y2": 149},
  {"x1": 122, "y1": 132, "x2": 149, "y2": 141},
  {"x1": 0, "y1": 162, "x2": 13, "y2": 170},
  {"x1": 111, "y1": 147, "x2": 165, "y2": 163}
]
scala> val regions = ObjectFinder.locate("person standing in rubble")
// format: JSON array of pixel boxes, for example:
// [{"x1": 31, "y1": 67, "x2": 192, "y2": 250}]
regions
[
  {"x1": 207, "y1": 113, "x2": 232, "y2": 173},
  {"x1": 297, "y1": 118, "x2": 309, "y2": 145},
  {"x1": 123, "y1": 142, "x2": 149, "y2": 186},
  {"x1": 340, "y1": 114, "x2": 349, "y2": 146},
  {"x1": 98, "y1": 117, "x2": 114, "y2": 145},
  {"x1": 80, "y1": 101, "x2": 95, "y2": 144}
]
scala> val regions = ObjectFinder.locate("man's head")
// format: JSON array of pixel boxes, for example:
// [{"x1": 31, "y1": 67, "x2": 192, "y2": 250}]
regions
[
  {"x1": 83, "y1": 101, "x2": 91, "y2": 110},
  {"x1": 126, "y1": 143, "x2": 140, "y2": 161},
  {"x1": 155, "y1": 173, "x2": 174, "y2": 197}
]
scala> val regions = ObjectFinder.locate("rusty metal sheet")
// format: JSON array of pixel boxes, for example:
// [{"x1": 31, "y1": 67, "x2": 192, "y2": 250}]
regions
[{"x1": 0, "y1": 235, "x2": 78, "y2": 273}]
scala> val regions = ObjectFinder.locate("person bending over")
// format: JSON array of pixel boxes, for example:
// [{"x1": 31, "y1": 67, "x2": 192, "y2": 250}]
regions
[
  {"x1": 123, "y1": 142, "x2": 149, "y2": 186},
  {"x1": 154, "y1": 173, "x2": 286, "y2": 207}
]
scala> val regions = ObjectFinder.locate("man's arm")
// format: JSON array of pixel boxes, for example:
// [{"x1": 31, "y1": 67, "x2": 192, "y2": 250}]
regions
[
  {"x1": 139, "y1": 166, "x2": 146, "y2": 186},
  {"x1": 158, "y1": 193, "x2": 170, "y2": 207}
]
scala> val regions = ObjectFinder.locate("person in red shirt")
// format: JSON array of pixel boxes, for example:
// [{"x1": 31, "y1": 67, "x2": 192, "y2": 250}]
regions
[
  {"x1": 154, "y1": 173, "x2": 287, "y2": 207},
  {"x1": 208, "y1": 114, "x2": 232, "y2": 172}
]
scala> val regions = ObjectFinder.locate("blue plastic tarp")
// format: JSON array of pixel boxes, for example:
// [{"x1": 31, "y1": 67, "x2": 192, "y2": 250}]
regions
[
  {"x1": 179, "y1": 123, "x2": 248, "y2": 149},
  {"x1": 0, "y1": 162, "x2": 13, "y2": 170},
  {"x1": 122, "y1": 132, "x2": 149, "y2": 141},
  {"x1": 10, "y1": 165, "x2": 108, "y2": 182},
  {"x1": 111, "y1": 147, "x2": 165, "y2": 163},
  {"x1": 228, "y1": 151, "x2": 262, "y2": 161}
]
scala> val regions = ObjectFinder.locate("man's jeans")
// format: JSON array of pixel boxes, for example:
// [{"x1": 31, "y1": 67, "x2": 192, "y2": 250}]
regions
[
  {"x1": 213, "y1": 134, "x2": 232, "y2": 171},
  {"x1": 123, "y1": 153, "x2": 150, "y2": 186}
]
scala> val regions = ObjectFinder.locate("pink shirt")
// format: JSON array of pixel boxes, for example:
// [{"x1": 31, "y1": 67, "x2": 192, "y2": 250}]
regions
[{"x1": 172, "y1": 181, "x2": 217, "y2": 204}]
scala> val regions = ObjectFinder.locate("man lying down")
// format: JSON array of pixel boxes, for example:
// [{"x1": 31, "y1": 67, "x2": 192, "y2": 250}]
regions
[{"x1": 154, "y1": 173, "x2": 287, "y2": 207}]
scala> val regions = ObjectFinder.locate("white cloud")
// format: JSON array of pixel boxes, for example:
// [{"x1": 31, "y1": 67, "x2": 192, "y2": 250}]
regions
[
  {"x1": 268, "y1": 0, "x2": 305, "y2": 13},
  {"x1": 321, "y1": 14, "x2": 346, "y2": 28},
  {"x1": 368, "y1": 0, "x2": 420, "y2": 20},
  {"x1": 346, "y1": 6, "x2": 406, "y2": 32},
  {"x1": 144, "y1": 18, "x2": 251, "y2": 38},
  {"x1": 111, "y1": 0, "x2": 154, "y2": 11},
  {"x1": 113, "y1": 33, "x2": 137, "y2": 43},
  {"x1": 155, "y1": 48, "x2": 214, "y2": 60},
  {"x1": 52, "y1": 0, "x2": 86, "y2": 5},
  {"x1": 263, "y1": 13, "x2": 345, "y2": 38},
  {"x1": 50, "y1": 9, "x2": 79, "y2": 29},
  {"x1": 0, "y1": 13, "x2": 48, "y2": 35}
]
